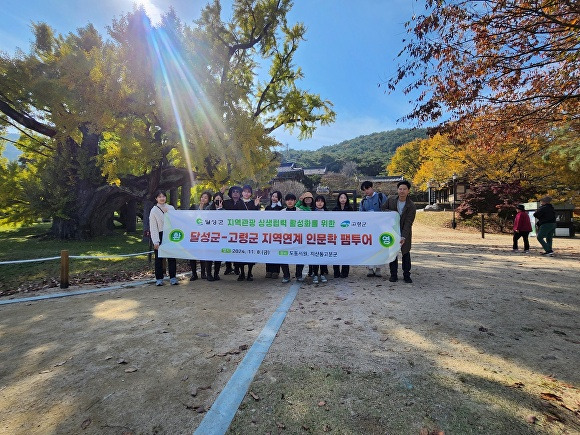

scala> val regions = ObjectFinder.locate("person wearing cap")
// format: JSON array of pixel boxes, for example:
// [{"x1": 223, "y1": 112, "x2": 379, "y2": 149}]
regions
[
  {"x1": 280, "y1": 193, "x2": 306, "y2": 283},
  {"x1": 513, "y1": 204, "x2": 532, "y2": 253},
  {"x1": 533, "y1": 196, "x2": 557, "y2": 256},
  {"x1": 297, "y1": 191, "x2": 314, "y2": 211}
]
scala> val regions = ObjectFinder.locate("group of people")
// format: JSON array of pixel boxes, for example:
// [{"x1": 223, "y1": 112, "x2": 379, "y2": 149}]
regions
[
  {"x1": 513, "y1": 196, "x2": 557, "y2": 256},
  {"x1": 148, "y1": 179, "x2": 417, "y2": 285}
]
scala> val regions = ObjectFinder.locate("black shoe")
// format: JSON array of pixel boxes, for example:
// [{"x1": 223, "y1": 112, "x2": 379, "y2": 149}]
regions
[
  {"x1": 403, "y1": 277, "x2": 413, "y2": 283},
  {"x1": 334, "y1": 273, "x2": 341, "y2": 278},
  {"x1": 190, "y1": 274, "x2": 198, "y2": 281},
  {"x1": 207, "y1": 275, "x2": 215, "y2": 282},
  {"x1": 389, "y1": 276, "x2": 398, "y2": 282},
  {"x1": 237, "y1": 273, "x2": 246, "y2": 281},
  {"x1": 234, "y1": 267, "x2": 240, "y2": 275},
  {"x1": 214, "y1": 274, "x2": 220, "y2": 281},
  {"x1": 246, "y1": 274, "x2": 254, "y2": 281},
  {"x1": 224, "y1": 267, "x2": 233, "y2": 275},
  {"x1": 341, "y1": 274, "x2": 348, "y2": 278},
  {"x1": 201, "y1": 272, "x2": 207, "y2": 280}
]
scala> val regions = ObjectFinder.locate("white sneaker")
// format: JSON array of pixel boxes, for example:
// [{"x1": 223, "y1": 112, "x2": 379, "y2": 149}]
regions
[
  {"x1": 156, "y1": 279, "x2": 164, "y2": 286},
  {"x1": 312, "y1": 275, "x2": 319, "y2": 284},
  {"x1": 320, "y1": 275, "x2": 327, "y2": 283},
  {"x1": 170, "y1": 277, "x2": 178, "y2": 285}
]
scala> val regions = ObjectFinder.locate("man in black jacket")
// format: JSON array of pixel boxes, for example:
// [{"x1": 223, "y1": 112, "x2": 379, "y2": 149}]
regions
[{"x1": 533, "y1": 196, "x2": 557, "y2": 256}]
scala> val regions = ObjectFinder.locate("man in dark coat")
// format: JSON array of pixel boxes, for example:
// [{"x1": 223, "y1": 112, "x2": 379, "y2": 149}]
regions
[
  {"x1": 382, "y1": 180, "x2": 417, "y2": 283},
  {"x1": 533, "y1": 196, "x2": 557, "y2": 256}
]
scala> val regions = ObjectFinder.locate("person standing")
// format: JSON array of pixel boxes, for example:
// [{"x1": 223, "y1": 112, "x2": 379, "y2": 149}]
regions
[
  {"x1": 382, "y1": 180, "x2": 416, "y2": 283},
  {"x1": 236, "y1": 185, "x2": 262, "y2": 281},
  {"x1": 149, "y1": 190, "x2": 178, "y2": 286},
  {"x1": 280, "y1": 193, "x2": 305, "y2": 283},
  {"x1": 332, "y1": 191, "x2": 353, "y2": 278},
  {"x1": 534, "y1": 196, "x2": 557, "y2": 256},
  {"x1": 311, "y1": 195, "x2": 329, "y2": 284},
  {"x1": 190, "y1": 191, "x2": 212, "y2": 281},
  {"x1": 297, "y1": 192, "x2": 314, "y2": 210},
  {"x1": 359, "y1": 180, "x2": 387, "y2": 277},
  {"x1": 204, "y1": 192, "x2": 224, "y2": 281},
  {"x1": 264, "y1": 190, "x2": 283, "y2": 279},
  {"x1": 513, "y1": 204, "x2": 532, "y2": 253},
  {"x1": 223, "y1": 185, "x2": 244, "y2": 275}
]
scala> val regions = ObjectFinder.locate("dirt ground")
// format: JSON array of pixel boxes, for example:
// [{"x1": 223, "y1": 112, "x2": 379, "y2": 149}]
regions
[{"x1": 1, "y1": 219, "x2": 579, "y2": 435}]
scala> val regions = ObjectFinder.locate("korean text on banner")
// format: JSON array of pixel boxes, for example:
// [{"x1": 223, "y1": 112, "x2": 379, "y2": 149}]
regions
[{"x1": 158, "y1": 210, "x2": 401, "y2": 266}]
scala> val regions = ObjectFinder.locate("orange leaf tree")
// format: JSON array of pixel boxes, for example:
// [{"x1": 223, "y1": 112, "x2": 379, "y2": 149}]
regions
[{"x1": 388, "y1": 0, "x2": 579, "y2": 168}]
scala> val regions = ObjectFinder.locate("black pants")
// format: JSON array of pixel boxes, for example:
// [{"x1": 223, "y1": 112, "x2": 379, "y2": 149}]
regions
[
  {"x1": 206, "y1": 261, "x2": 221, "y2": 277},
  {"x1": 190, "y1": 260, "x2": 207, "y2": 277},
  {"x1": 333, "y1": 265, "x2": 350, "y2": 277},
  {"x1": 513, "y1": 231, "x2": 530, "y2": 250},
  {"x1": 266, "y1": 263, "x2": 281, "y2": 274},
  {"x1": 154, "y1": 231, "x2": 176, "y2": 280},
  {"x1": 281, "y1": 264, "x2": 304, "y2": 279},
  {"x1": 312, "y1": 265, "x2": 329, "y2": 276},
  {"x1": 389, "y1": 252, "x2": 411, "y2": 279}
]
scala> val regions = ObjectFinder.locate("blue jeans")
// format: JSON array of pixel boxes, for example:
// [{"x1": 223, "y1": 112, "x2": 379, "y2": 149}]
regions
[{"x1": 537, "y1": 223, "x2": 556, "y2": 252}]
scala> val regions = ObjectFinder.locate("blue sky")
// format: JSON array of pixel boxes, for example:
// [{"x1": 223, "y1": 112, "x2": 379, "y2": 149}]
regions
[{"x1": 1, "y1": 0, "x2": 424, "y2": 151}]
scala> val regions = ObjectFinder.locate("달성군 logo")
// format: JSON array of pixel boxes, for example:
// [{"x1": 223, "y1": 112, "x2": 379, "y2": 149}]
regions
[
  {"x1": 169, "y1": 229, "x2": 185, "y2": 242},
  {"x1": 379, "y1": 232, "x2": 396, "y2": 248},
  {"x1": 340, "y1": 220, "x2": 350, "y2": 228}
]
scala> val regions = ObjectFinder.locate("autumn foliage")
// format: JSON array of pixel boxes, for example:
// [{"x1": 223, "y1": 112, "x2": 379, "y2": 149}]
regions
[{"x1": 388, "y1": 0, "x2": 579, "y2": 167}]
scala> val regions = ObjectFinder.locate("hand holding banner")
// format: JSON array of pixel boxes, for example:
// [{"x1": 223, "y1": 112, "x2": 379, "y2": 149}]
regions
[{"x1": 159, "y1": 210, "x2": 401, "y2": 265}]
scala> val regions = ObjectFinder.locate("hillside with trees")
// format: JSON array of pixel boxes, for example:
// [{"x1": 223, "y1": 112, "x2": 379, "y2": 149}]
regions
[{"x1": 282, "y1": 128, "x2": 427, "y2": 176}]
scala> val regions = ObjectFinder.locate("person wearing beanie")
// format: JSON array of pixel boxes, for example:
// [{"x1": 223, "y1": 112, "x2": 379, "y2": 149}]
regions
[
  {"x1": 533, "y1": 196, "x2": 556, "y2": 256},
  {"x1": 513, "y1": 204, "x2": 532, "y2": 253}
]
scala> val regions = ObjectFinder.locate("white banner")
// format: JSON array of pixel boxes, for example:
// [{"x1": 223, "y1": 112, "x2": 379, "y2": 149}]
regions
[{"x1": 158, "y1": 210, "x2": 401, "y2": 265}]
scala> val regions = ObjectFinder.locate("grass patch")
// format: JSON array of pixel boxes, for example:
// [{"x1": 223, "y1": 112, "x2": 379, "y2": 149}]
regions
[{"x1": 0, "y1": 222, "x2": 161, "y2": 296}]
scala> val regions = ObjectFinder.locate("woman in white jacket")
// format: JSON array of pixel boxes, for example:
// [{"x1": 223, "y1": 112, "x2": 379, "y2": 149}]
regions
[{"x1": 149, "y1": 190, "x2": 178, "y2": 286}]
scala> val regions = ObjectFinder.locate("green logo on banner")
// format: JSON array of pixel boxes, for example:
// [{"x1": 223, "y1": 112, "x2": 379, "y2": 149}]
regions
[
  {"x1": 169, "y1": 229, "x2": 184, "y2": 242},
  {"x1": 340, "y1": 220, "x2": 350, "y2": 228},
  {"x1": 196, "y1": 218, "x2": 203, "y2": 225},
  {"x1": 279, "y1": 251, "x2": 289, "y2": 256},
  {"x1": 221, "y1": 248, "x2": 232, "y2": 253},
  {"x1": 379, "y1": 232, "x2": 395, "y2": 248}
]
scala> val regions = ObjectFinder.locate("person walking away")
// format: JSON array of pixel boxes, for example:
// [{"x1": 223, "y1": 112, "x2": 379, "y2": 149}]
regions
[
  {"x1": 513, "y1": 204, "x2": 532, "y2": 253},
  {"x1": 190, "y1": 191, "x2": 212, "y2": 281},
  {"x1": 236, "y1": 185, "x2": 262, "y2": 281},
  {"x1": 534, "y1": 196, "x2": 557, "y2": 256},
  {"x1": 264, "y1": 190, "x2": 283, "y2": 279},
  {"x1": 382, "y1": 180, "x2": 416, "y2": 283},
  {"x1": 280, "y1": 193, "x2": 305, "y2": 283},
  {"x1": 311, "y1": 195, "x2": 329, "y2": 283},
  {"x1": 149, "y1": 190, "x2": 178, "y2": 286},
  {"x1": 359, "y1": 180, "x2": 388, "y2": 277},
  {"x1": 332, "y1": 191, "x2": 353, "y2": 278}
]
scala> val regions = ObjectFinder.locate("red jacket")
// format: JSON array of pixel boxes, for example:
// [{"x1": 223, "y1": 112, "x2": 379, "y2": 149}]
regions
[{"x1": 513, "y1": 210, "x2": 532, "y2": 232}]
